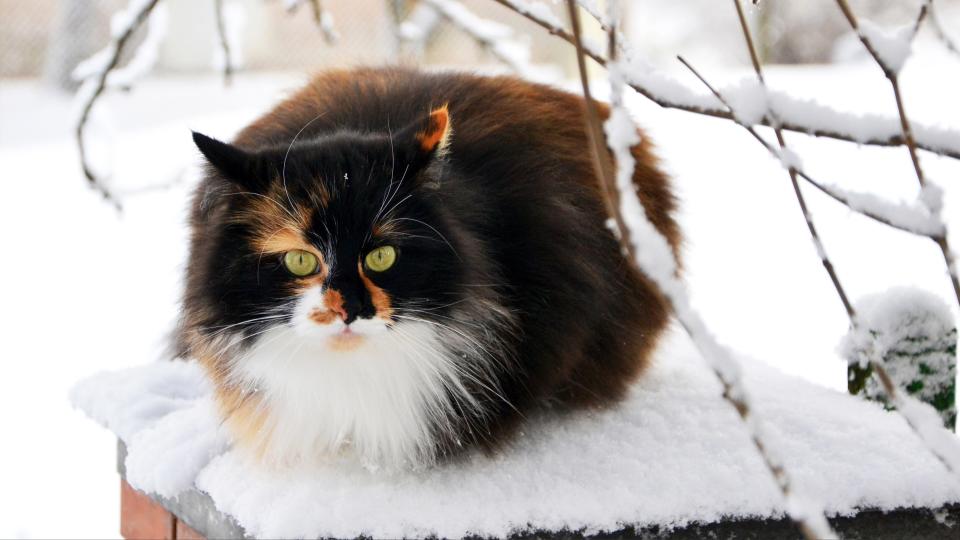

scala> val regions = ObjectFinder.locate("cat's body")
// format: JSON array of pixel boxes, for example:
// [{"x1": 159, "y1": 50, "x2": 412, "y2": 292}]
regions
[{"x1": 179, "y1": 68, "x2": 679, "y2": 469}]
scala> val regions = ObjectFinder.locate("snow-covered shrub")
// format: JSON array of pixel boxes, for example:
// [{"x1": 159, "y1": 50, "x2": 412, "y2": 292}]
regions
[{"x1": 841, "y1": 287, "x2": 957, "y2": 430}]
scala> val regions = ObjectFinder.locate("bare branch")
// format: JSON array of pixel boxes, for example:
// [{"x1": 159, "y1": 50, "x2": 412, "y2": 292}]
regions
[
  {"x1": 834, "y1": 0, "x2": 960, "y2": 307},
  {"x1": 213, "y1": 0, "x2": 233, "y2": 85},
  {"x1": 74, "y1": 0, "x2": 163, "y2": 210},
  {"x1": 731, "y1": 0, "x2": 855, "y2": 319},
  {"x1": 487, "y1": 0, "x2": 960, "y2": 160},
  {"x1": 911, "y1": 0, "x2": 934, "y2": 40}
]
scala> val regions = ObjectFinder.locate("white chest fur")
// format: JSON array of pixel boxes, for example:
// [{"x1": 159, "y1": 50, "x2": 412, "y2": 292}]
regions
[{"x1": 228, "y1": 320, "x2": 470, "y2": 469}]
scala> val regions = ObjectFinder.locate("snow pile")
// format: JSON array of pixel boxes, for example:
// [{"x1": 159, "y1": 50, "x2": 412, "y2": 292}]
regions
[
  {"x1": 858, "y1": 21, "x2": 913, "y2": 73},
  {"x1": 71, "y1": 361, "x2": 231, "y2": 497},
  {"x1": 72, "y1": 332, "x2": 960, "y2": 539},
  {"x1": 841, "y1": 287, "x2": 958, "y2": 428}
]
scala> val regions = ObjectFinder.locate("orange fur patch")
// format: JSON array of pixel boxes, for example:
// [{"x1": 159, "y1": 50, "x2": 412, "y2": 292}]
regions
[
  {"x1": 322, "y1": 289, "x2": 346, "y2": 321},
  {"x1": 308, "y1": 308, "x2": 338, "y2": 325},
  {"x1": 193, "y1": 352, "x2": 272, "y2": 459},
  {"x1": 358, "y1": 263, "x2": 393, "y2": 320},
  {"x1": 416, "y1": 104, "x2": 451, "y2": 153},
  {"x1": 230, "y1": 183, "x2": 331, "y2": 284}
]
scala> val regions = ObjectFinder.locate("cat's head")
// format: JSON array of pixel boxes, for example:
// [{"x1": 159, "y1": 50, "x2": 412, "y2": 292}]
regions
[{"x1": 188, "y1": 105, "x2": 460, "y2": 352}]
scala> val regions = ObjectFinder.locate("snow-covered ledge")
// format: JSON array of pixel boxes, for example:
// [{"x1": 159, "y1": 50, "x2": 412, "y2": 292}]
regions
[
  {"x1": 115, "y1": 440, "x2": 960, "y2": 539},
  {"x1": 75, "y1": 332, "x2": 960, "y2": 539}
]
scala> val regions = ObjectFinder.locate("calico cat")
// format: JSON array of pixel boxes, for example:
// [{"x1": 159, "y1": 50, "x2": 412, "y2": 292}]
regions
[{"x1": 178, "y1": 67, "x2": 679, "y2": 469}]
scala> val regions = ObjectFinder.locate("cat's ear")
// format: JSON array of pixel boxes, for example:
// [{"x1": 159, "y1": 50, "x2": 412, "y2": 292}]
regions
[
  {"x1": 414, "y1": 104, "x2": 452, "y2": 156},
  {"x1": 192, "y1": 131, "x2": 266, "y2": 192},
  {"x1": 397, "y1": 104, "x2": 452, "y2": 162}
]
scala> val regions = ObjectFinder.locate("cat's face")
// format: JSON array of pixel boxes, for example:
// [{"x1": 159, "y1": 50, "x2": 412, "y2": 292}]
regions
[
  {"x1": 191, "y1": 107, "x2": 461, "y2": 354},
  {"x1": 185, "y1": 107, "x2": 499, "y2": 467}
]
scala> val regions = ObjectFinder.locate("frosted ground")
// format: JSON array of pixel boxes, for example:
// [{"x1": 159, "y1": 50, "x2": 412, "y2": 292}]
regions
[{"x1": 2, "y1": 49, "x2": 959, "y2": 538}]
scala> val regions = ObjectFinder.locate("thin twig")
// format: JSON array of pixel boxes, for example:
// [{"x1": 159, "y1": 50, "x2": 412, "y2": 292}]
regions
[
  {"x1": 564, "y1": 0, "x2": 631, "y2": 258},
  {"x1": 834, "y1": 0, "x2": 960, "y2": 306},
  {"x1": 213, "y1": 0, "x2": 233, "y2": 85},
  {"x1": 929, "y1": 3, "x2": 960, "y2": 57},
  {"x1": 75, "y1": 0, "x2": 162, "y2": 210},
  {"x1": 574, "y1": 2, "x2": 835, "y2": 537},
  {"x1": 911, "y1": 0, "x2": 934, "y2": 40},
  {"x1": 731, "y1": 0, "x2": 854, "y2": 319},
  {"x1": 487, "y1": 0, "x2": 960, "y2": 160}
]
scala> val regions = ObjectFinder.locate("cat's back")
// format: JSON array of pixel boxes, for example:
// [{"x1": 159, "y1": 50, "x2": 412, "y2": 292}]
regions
[{"x1": 236, "y1": 68, "x2": 590, "y2": 180}]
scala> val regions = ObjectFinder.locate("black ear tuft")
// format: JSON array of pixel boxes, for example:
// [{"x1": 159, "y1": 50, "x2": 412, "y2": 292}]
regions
[{"x1": 192, "y1": 131, "x2": 265, "y2": 192}]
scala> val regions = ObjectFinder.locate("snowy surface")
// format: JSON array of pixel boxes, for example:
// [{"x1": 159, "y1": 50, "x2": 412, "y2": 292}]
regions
[
  {"x1": 3, "y1": 42, "x2": 960, "y2": 538},
  {"x1": 70, "y1": 330, "x2": 960, "y2": 539}
]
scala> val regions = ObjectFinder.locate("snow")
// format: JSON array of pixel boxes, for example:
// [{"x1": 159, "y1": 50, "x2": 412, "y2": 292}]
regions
[
  {"x1": 721, "y1": 78, "x2": 768, "y2": 126},
  {"x1": 70, "y1": 361, "x2": 211, "y2": 443},
  {"x1": 819, "y1": 181, "x2": 945, "y2": 237},
  {"x1": 840, "y1": 287, "x2": 960, "y2": 474},
  {"x1": 843, "y1": 287, "x2": 955, "y2": 363},
  {"x1": 777, "y1": 147, "x2": 803, "y2": 171},
  {"x1": 859, "y1": 21, "x2": 914, "y2": 74},
  {"x1": 71, "y1": 331, "x2": 960, "y2": 539}
]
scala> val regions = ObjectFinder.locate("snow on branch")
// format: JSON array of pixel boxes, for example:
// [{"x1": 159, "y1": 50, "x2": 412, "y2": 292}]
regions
[
  {"x1": 73, "y1": 0, "x2": 163, "y2": 210},
  {"x1": 677, "y1": 60, "x2": 945, "y2": 239},
  {"x1": 570, "y1": 1, "x2": 836, "y2": 538},
  {"x1": 729, "y1": 0, "x2": 960, "y2": 483},
  {"x1": 488, "y1": 0, "x2": 960, "y2": 161},
  {"x1": 419, "y1": 0, "x2": 545, "y2": 80},
  {"x1": 834, "y1": 0, "x2": 960, "y2": 306}
]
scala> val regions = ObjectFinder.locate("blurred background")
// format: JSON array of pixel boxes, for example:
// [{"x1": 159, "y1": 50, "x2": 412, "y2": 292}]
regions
[
  {"x1": 4, "y1": 0, "x2": 954, "y2": 82},
  {"x1": 1, "y1": 0, "x2": 959, "y2": 538}
]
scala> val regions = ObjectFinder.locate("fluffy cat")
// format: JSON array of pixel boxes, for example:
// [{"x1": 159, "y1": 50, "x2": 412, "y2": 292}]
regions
[{"x1": 177, "y1": 67, "x2": 680, "y2": 469}]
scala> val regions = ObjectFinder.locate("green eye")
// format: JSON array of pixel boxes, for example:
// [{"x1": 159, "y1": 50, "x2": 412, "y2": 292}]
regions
[
  {"x1": 364, "y1": 245, "x2": 397, "y2": 272},
  {"x1": 283, "y1": 249, "x2": 319, "y2": 277}
]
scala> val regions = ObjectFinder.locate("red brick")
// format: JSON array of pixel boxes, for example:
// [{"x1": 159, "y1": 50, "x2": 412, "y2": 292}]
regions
[
  {"x1": 175, "y1": 519, "x2": 206, "y2": 540},
  {"x1": 120, "y1": 479, "x2": 175, "y2": 540}
]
